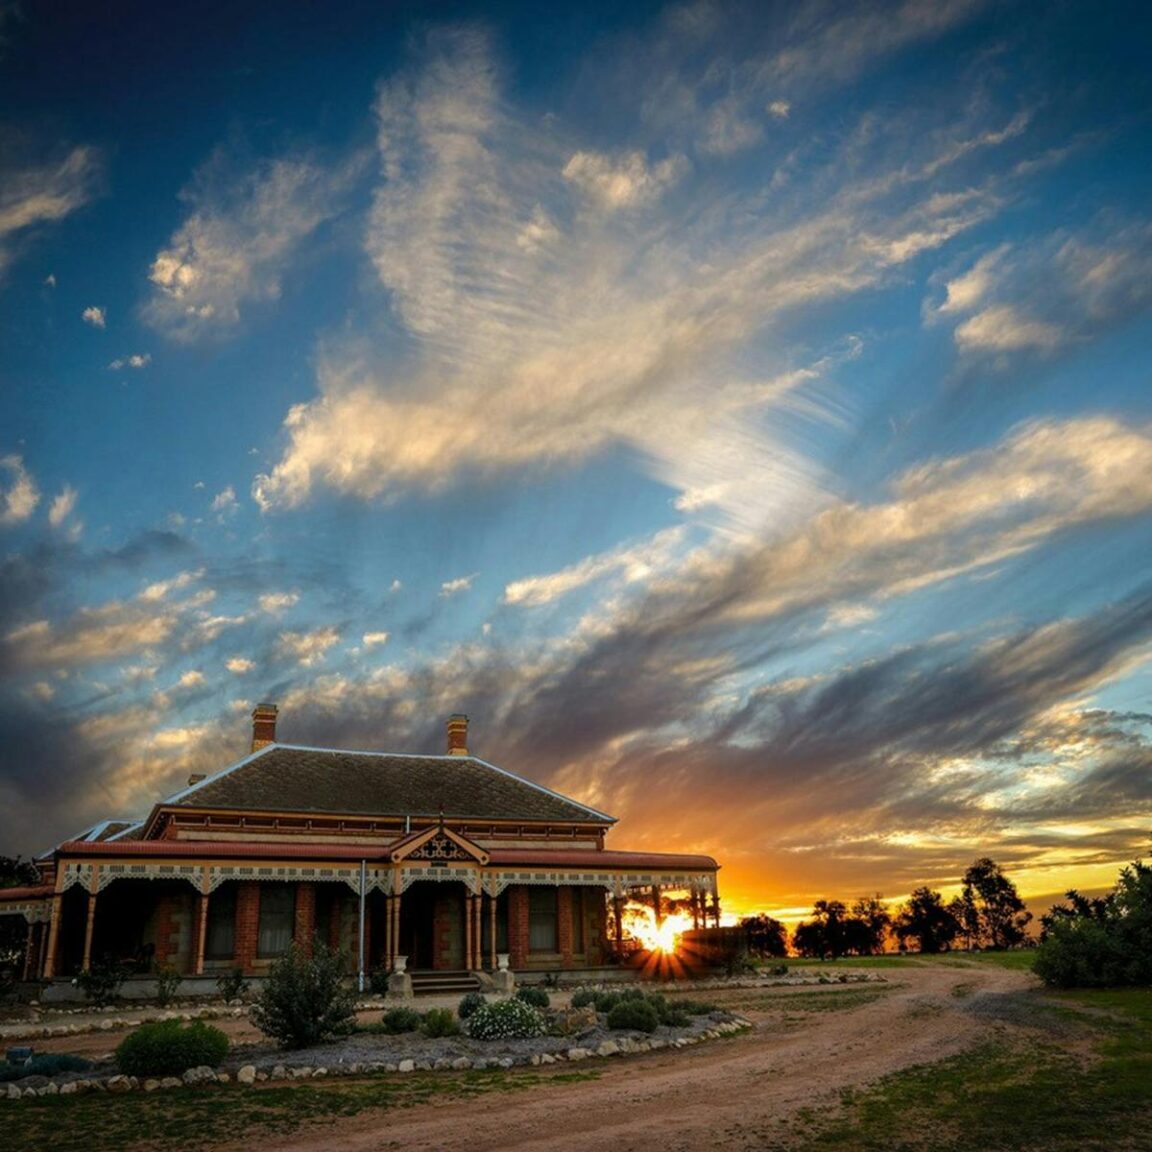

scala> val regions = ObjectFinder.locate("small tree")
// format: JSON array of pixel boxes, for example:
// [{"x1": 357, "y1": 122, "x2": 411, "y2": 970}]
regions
[
  {"x1": 740, "y1": 914, "x2": 788, "y2": 958},
  {"x1": 847, "y1": 895, "x2": 890, "y2": 956},
  {"x1": 961, "y1": 858, "x2": 1032, "y2": 949},
  {"x1": 894, "y1": 887, "x2": 961, "y2": 954},
  {"x1": 250, "y1": 939, "x2": 356, "y2": 1049}
]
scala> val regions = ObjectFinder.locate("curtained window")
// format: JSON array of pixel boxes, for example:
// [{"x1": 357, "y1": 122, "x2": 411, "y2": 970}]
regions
[
  {"x1": 528, "y1": 888, "x2": 558, "y2": 952},
  {"x1": 258, "y1": 885, "x2": 295, "y2": 958}
]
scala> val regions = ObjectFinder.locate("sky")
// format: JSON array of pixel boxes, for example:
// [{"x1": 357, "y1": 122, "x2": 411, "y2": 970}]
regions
[{"x1": 2, "y1": 0, "x2": 1151, "y2": 921}]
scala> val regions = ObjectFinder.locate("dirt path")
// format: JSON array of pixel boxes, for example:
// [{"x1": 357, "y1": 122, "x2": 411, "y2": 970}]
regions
[{"x1": 211, "y1": 962, "x2": 1038, "y2": 1152}]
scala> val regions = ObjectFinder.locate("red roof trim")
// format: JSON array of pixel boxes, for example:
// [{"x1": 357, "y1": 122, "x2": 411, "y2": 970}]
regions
[
  {"x1": 53, "y1": 840, "x2": 717, "y2": 871},
  {"x1": 0, "y1": 885, "x2": 53, "y2": 901}
]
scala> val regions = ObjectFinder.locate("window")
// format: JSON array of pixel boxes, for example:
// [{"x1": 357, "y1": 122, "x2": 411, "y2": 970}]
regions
[
  {"x1": 205, "y1": 885, "x2": 236, "y2": 960},
  {"x1": 528, "y1": 888, "x2": 558, "y2": 952},
  {"x1": 258, "y1": 885, "x2": 295, "y2": 958}
]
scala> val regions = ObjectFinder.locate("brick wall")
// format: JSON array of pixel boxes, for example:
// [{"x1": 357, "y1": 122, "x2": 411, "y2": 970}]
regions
[
  {"x1": 294, "y1": 883, "x2": 316, "y2": 957},
  {"x1": 234, "y1": 882, "x2": 261, "y2": 972},
  {"x1": 557, "y1": 887, "x2": 573, "y2": 966},
  {"x1": 508, "y1": 885, "x2": 529, "y2": 968}
]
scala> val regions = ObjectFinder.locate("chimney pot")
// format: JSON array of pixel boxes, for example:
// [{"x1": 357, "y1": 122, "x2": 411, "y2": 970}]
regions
[
  {"x1": 252, "y1": 702, "x2": 278, "y2": 752},
  {"x1": 446, "y1": 713, "x2": 468, "y2": 756}
]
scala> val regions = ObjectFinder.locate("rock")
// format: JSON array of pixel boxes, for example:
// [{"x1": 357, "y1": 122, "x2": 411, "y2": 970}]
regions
[
  {"x1": 143, "y1": 1079, "x2": 161, "y2": 1093},
  {"x1": 216, "y1": 1072, "x2": 231, "y2": 1084},
  {"x1": 539, "y1": 1053, "x2": 556, "y2": 1065},
  {"x1": 5, "y1": 1084, "x2": 20, "y2": 1100},
  {"x1": 160, "y1": 1077, "x2": 182, "y2": 1089},
  {"x1": 288, "y1": 1067, "x2": 313, "y2": 1080},
  {"x1": 550, "y1": 1005, "x2": 598, "y2": 1036},
  {"x1": 106, "y1": 1075, "x2": 133, "y2": 1093},
  {"x1": 566, "y1": 1047, "x2": 591, "y2": 1062},
  {"x1": 312, "y1": 1068, "x2": 327, "y2": 1078},
  {"x1": 397, "y1": 1059, "x2": 415, "y2": 1073},
  {"x1": 99, "y1": 1021, "x2": 114, "y2": 1031},
  {"x1": 237, "y1": 1065, "x2": 257, "y2": 1085},
  {"x1": 596, "y1": 1040, "x2": 619, "y2": 1058},
  {"x1": 451, "y1": 1056, "x2": 472, "y2": 1071},
  {"x1": 271, "y1": 1065, "x2": 287, "y2": 1080},
  {"x1": 59, "y1": 1081, "x2": 79, "y2": 1095},
  {"x1": 182, "y1": 1065, "x2": 217, "y2": 1086},
  {"x1": 256, "y1": 1072, "x2": 268, "y2": 1082}
]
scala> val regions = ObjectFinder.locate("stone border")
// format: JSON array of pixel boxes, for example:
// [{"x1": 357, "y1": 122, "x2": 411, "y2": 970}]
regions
[{"x1": 3, "y1": 1017, "x2": 750, "y2": 1099}]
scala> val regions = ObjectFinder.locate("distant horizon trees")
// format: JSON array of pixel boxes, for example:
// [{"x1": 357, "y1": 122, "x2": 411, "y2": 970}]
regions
[{"x1": 743, "y1": 857, "x2": 1034, "y2": 958}]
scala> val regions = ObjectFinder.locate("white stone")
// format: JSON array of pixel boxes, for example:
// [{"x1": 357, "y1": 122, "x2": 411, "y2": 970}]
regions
[
  {"x1": 59, "y1": 1082, "x2": 79, "y2": 1095},
  {"x1": 566, "y1": 1048, "x2": 591, "y2": 1061},
  {"x1": 107, "y1": 1075, "x2": 132, "y2": 1093},
  {"x1": 237, "y1": 1065, "x2": 257, "y2": 1085},
  {"x1": 144, "y1": 1079, "x2": 161, "y2": 1093},
  {"x1": 397, "y1": 1059, "x2": 415, "y2": 1073},
  {"x1": 160, "y1": 1077, "x2": 182, "y2": 1089},
  {"x1": 596, "y1": 1040, "x2": 619, "y2": 1057}
]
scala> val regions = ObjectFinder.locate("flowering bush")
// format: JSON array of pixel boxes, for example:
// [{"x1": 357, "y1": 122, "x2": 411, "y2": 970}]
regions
[{"x1": 467, "y1": 997, "x2": 547, "y2": 1041}]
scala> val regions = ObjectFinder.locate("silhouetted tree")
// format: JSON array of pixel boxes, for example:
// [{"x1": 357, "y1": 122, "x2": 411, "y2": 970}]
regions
[
  {"x1": 961, "y1": 858, "x2": 1032, "y2": 949},
  {"x1": 848, "y1": 895, "x2": 891, "y2": 955},
  {"x1": 792, "y1": 899, "x2": 849, "y2": 958},
  {"x1": 1035, "y1": 855, "x2": 1152, "y2": 987},
  {"x1": 893, "y1": 887, "x2": 961, "y2": 953},
  {"x1": 0, "y1": 856, "x2": 42, "y2": 971},
  {"x1": 740, "y1": 914, "x2": 788, "y2": 958}
]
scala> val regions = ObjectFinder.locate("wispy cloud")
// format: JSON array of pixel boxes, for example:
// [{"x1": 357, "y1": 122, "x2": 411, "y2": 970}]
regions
[
  {"x1": 81, "y1": 305, "x2": 106, "y2": 329},
  {"x1": 254, "y1": 25, "x2": 1013, "y2": 526},
  {"x1": 440, "y1": 573, "x2": 477, "y2": 598},
  {"x1": 144, "y1": 147, "x2": 365, "y2": 341},
  {"x1": 276, "y1": 626, "x2": 340, "y2": 666},
  {"x1": 0, "y1": 455, "x2": 39, "y2": 525},
  {"x1": 0, "y1": 146, "x2": 100, "y2": 279}
]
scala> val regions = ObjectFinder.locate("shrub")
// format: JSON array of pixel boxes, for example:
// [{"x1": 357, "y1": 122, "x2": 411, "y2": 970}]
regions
[
  {"x1": 367, "y1": 967, "x2": 391, "y2": 996},
  {"x1": 606, "y1": 998, "x2": 660, "y2": 1033},
  {"x1": 154, "y1": 964, "x2": 183, "y2": 1007},
  {"x1": 215, "y1": 966, "x2": 248, "y2": 1004},
  {"x1": 569, "y1": 988, "x2": 597, "y2": 1009},
  {"x1": 72, "y1": 959, "x2": 131, "y2": 1006},
  {"x1": 380, "y1": 1006, "x2": 423, "y2": 1034},
  {"x1": 468, "y1": 998, "x2": 547, "y2": 1041},
  {"x1": 515, "y1": 985, "x2": 550, "y2": 1010},
  {"x1": 0, "y1": 1053, "x2": 92, "y2": 1082},
  {"x1": 458, "y1": 990, "x2": 487, "y2": 1019},
  {"x1": 422, "y1": 1007, "x2": 460, "y2": 1038},
  {"x1": 250, "y1": 940, "x2": 356, "y2": 1049},
  {"x1": 592, "y1": 991, "x2": 622, "y2": 1013},
  {"x1": 116, "y1": 1020, "x2": 229, "y2": 1077}
]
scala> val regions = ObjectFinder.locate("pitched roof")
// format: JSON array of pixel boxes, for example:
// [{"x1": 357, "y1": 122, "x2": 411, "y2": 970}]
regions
[{"x1": 158, "y1": 744, "x2": 616, "y2": 825}]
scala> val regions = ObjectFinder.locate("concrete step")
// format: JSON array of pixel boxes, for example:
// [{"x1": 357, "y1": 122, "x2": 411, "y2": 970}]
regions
[{"x1": 409, "y1": 970, "x2": 482, "y2": 997}]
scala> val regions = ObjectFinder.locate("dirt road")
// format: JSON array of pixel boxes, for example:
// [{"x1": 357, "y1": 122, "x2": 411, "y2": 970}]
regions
[{"x1": 213, "y1": 961, "x2": 1038, "y2": 1152}]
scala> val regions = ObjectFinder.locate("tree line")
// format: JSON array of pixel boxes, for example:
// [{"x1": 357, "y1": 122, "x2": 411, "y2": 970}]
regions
[{"x1": 739, "y1": 857, "x2": 1033, "y2": 959}]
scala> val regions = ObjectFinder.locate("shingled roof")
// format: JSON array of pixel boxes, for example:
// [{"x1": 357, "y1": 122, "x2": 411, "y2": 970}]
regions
[{"x1": 159, "y1": 744, "x2": 616, "y2": 825}]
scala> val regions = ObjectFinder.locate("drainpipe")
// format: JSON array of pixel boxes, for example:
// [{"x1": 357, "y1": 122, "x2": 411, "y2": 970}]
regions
[{"x1": 358, "y1": 859, "x2": 367, "y2": 994}]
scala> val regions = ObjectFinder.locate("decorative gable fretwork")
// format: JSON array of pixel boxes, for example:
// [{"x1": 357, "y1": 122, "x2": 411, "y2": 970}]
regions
[
  {"x1": 481, "y1": 870, "x2": 718, "y2": 897},
  {"x1": 0, "y1": 899, "x2": 50, "y2": 924},
  {"x1": 409, "y1": 834, "x2": 472, "y2": 862},
  {"x1": 399, "y1": 864, "x2": 482, "y2": 894}
]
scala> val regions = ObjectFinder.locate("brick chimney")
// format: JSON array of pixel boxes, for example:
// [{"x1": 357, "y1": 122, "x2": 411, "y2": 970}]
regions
[
  {"x1": 446, "y1": 713, "x2": 468, "y2": 756},
  {"x1": 252, "y1": 702, "x2": 279, "y2": 752}
]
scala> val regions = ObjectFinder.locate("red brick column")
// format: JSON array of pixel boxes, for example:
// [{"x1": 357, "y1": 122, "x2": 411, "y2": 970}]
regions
[
  {"x1": 557, "y1": 888, "x2": 573, "y2": 967},
  {"x1": 235, "y1": 882, "x2": 261, "y2": 972},
  {"x1": 153, "y1": 893, "x2": 177, "y2": 969},
  {"x1": 294, "y1": 883, "x2": 316, "y2": 957},
  {"x1": 508, "y1": 886, "x2": 529, "y2": 968}
]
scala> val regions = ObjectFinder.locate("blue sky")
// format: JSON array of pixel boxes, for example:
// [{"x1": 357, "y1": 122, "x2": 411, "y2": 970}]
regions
[{"x1": 2, "y1": 0, "x2": 1151, "y2": 916}]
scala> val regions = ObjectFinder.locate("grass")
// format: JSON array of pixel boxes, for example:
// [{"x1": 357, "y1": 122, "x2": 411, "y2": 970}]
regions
[
  {"x1": 786, "y1": 983, "x2": 1152, "y2": 1151},
  {"x1": 0, "y1": 1067, "x2": 603, "y2": 1152},
  {"x1": 718, "y1": 985, "x2": 895, "y2": 1015}
]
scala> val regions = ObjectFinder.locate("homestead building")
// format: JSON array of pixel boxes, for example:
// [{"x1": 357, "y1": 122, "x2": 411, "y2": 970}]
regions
[{"x1": 2, "y1": 707, "x2": 720, "y2": 990}]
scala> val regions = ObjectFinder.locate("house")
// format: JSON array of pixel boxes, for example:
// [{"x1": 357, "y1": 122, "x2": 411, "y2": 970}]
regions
[{"x1": 1, "y1": 706, "x2": 720, "y2": 988}]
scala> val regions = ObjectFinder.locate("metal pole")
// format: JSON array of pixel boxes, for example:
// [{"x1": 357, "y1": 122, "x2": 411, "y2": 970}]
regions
[{"x1": 358, "y1": 860, "x2": 367, "y2": 994}]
